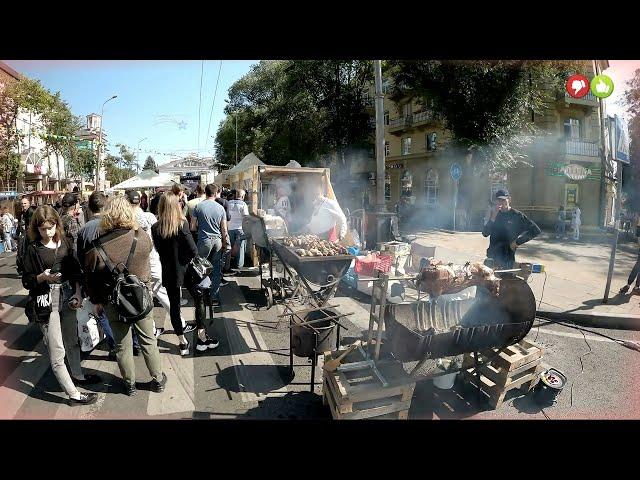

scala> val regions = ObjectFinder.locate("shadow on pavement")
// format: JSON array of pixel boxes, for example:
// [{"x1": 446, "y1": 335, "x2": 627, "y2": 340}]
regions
[
  {"x1": 563, "y1": 293, "x2": 635, "y2": 313},
  {"x1": 215, "y1": 364, "x2": 293, "y2": 395},
  {"x1": 241, "y1": 391, "x2": 331, "y2": 419}
]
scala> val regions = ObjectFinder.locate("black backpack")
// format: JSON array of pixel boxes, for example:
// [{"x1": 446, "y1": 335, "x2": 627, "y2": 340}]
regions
[{"x1": 92, "y1": 230, "x2": 153, "y2": 323}]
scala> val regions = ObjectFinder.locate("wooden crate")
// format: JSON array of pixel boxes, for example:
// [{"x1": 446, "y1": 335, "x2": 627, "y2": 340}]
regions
[
  {"x1": 322, "y1": 349, "x2": 416, "y2": 420},
  {"x1": 460, "y1": 339, "x2": 544, "y2": 409}
]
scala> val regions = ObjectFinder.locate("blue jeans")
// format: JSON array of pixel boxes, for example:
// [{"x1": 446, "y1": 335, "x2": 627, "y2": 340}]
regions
[
  {"x1": 98, "y1": 312, "x2": 116, "y2": 350},
  {"x1": 198, "y1": 236, "x2": 223, "y2": 300},
  {"x1": 229, "y1": 229, "x2": 246, "y2": 268}
]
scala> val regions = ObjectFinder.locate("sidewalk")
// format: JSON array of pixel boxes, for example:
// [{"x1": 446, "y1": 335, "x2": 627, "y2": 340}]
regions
[{"x1": 403, "y1": 229, "x2": 640, "y2": 328}]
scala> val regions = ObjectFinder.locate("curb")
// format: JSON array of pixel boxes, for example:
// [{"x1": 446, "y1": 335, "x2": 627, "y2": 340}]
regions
[{"x1": 537, "y1": 309, "x2": 640, "y2": 331}]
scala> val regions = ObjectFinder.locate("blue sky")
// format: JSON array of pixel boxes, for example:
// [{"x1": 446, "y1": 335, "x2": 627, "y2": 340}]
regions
[{"x1": 4, "y1": 60, "x2": 257, "y2": 167}]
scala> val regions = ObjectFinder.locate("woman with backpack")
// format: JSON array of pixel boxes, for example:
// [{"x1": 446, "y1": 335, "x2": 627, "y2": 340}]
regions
[
  {"x1": 151, "y1": 192, "x2": 219, "y2": 356},
  {"x1": 21, "y1": 205, "x2": 101, "y2": 405},
  {"x1": 83, "y1": 196, "x2": 166, "y2": 397}
]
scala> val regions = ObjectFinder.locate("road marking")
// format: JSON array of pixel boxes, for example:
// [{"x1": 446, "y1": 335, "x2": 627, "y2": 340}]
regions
[{"x1": 529, "y1": 327, "x2": 615, "y2": 344}]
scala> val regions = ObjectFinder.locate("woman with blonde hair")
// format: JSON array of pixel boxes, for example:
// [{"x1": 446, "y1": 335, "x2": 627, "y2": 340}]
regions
[
  {"x1": 152, "y1": 192, "x2": 218, "y2": 355},
  {"x1": 22, "y1": 205, "x2": 100, "y2": 405},
  {"x1": 83, "y1": 196, "x2": 166, "y2": 396}
]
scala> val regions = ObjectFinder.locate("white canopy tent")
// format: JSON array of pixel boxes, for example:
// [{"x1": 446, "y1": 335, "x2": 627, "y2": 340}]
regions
[{"x1": 110, "y1": 169, "x2": 177, "y2": 190}]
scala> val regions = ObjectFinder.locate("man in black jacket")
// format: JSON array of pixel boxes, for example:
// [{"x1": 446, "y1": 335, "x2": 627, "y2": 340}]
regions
[{"x1": 481, "y1": 189, "x2": 541, "y2": 269}]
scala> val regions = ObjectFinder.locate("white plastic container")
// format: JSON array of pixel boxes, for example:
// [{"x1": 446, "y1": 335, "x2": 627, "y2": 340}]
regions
[{"x1": 433, "y1": 372, "x2": 458, "y2": 390}]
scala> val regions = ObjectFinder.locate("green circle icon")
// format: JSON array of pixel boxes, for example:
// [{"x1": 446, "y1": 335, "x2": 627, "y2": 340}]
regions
[{"x1": 591, "y1": 75, "x2": 614, "y2": 98}]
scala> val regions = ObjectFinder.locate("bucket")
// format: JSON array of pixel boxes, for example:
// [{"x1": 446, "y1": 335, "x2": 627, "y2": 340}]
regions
[
  {"x1": 433, "y1": 372, "x2": 458, "y2": 390},
  {"x1": 533, "y1": 368, "x2": 566, "y2": 406}
]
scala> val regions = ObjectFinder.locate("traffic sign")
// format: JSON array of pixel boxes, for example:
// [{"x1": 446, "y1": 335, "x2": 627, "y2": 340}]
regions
[{"x1": 450, "y1": 163, "x2": 462, "y2": 181}]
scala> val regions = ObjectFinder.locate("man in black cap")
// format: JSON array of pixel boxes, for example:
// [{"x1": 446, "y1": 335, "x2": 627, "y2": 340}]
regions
[{"x1": 481, "y1": 189, "x2": 541, "y2": 269}]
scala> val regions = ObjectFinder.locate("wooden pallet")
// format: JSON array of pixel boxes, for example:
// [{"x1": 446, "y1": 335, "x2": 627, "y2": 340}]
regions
[
  {"x1": 322, "y1": 349, "x2": 416, "y2": 420},
  {"x1": 460, "y1": 339, "x2": 544, "y2": 409}
]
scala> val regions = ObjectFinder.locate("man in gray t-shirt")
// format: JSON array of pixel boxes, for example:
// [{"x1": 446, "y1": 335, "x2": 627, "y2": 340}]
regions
[{"x1": 191, "y1": 184, "x2": 229, "y2": 305}]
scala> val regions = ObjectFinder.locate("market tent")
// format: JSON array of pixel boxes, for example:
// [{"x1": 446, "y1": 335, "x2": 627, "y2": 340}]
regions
[
  {"x1": 216, "y1": 153, "x2": 265, "y2": 184},
  {"x1": 110, "y1": 169, "x2": 177, "y2": 190}
]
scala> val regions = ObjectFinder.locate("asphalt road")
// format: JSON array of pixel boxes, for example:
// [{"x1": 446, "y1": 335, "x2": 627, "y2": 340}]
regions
[{"x1": 1, "y1": 249, "x2": 639, "y2": 420}]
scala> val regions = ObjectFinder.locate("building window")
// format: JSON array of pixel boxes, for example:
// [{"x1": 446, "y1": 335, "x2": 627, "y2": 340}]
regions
[
  {"x1": 425, "y1": 169, "x2": 439, "y2": 206},
  {"x1": 564, "y1": 118, "x2": 581, "y2": 139},
  {"x1": 401, "y1": 137, "x2": 412, "y2": 156},
  {"x1": 384, "y1": 110, "x2": 389, "y2": 125},
  {"x1": 490, "y1": 172, "x2": 508, "y2": 199},
  {"x1": 384, "y1": 141, "x2": 390, "y2": 157},
  {"x1": 402, "y1": 102, "x2": 413, "y2": 118},
  {"x1": 426, "y1": 132, "x2": 437, "y2": 151}
]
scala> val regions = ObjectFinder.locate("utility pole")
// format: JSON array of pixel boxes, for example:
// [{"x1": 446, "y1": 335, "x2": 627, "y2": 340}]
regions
[
  {"x1": 374, "y1": 60, "x2": 386, "y2": 214},
  {"x1": 235, "y1": 112, "x2": 238, "y2": 165},
  {"x1": 95, "y1": 95, "x2": 118, "y2": 191}
]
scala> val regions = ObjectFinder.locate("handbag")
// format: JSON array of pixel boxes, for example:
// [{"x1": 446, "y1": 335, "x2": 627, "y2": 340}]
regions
[
  {"x1": 186, "y1": 255, "x2": 213, "y2": 286},
  {"x1": 76, "y1": 298, "x2": 105, "y2": 352}
]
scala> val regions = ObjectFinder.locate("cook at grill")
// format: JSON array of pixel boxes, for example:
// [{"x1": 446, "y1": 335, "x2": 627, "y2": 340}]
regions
[{"x1": 482, "y1": 189, "x2": 541, "y2": 269}]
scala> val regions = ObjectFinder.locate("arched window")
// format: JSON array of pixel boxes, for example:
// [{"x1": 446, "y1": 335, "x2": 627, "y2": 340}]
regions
[{"x1": 425, "y1": 169, "x2": 439, "y2": 206}]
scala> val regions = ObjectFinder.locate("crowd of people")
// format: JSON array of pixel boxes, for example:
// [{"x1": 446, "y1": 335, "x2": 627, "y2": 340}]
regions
[{"x1": 11, "y1": 182, "x2": 249, "y2": 405}]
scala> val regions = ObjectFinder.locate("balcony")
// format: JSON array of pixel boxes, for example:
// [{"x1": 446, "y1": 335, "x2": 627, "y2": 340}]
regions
[
  {"x1": 564, "y1": 138, "x2": 599, "y2": 157},
  {"x1": 388, "y1": 115, "x2": 412, "y2": 134},
  {"x1": 560, "y1": 90, "x2": 599, "y2": 108}
]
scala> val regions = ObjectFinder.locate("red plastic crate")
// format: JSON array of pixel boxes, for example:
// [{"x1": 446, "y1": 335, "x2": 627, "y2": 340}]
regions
[{"x1": 355, "y1": 253, "x2": 392, "y2": 277}]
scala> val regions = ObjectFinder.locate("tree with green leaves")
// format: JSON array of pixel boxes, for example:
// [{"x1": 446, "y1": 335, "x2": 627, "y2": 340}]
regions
[
  {"x1": 143, "y1": 155, "x2": 158, "y2": 172},
  {"x1": 386, "y1": 60, "x2": 583, "y2": 172},
  {"x1": 622, "y1": 68, "x2": 640, "y2": 212},
  {"x1": 215, "y1": 60, "x2": 372, "y2": 166}
]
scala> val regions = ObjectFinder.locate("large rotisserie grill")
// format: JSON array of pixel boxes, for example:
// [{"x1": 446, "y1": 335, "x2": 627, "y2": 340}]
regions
[{"x1": 384, "y1": 276, "x2": 536, "y2": 362}]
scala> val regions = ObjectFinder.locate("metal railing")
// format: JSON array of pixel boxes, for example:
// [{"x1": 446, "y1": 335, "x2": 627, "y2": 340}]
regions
[
  {"x1": 565, "y1": 139, "x2": 599, "y2": 157},
  {"x1": 564, "y1": 91, "x2": 598, "y2": 103}
]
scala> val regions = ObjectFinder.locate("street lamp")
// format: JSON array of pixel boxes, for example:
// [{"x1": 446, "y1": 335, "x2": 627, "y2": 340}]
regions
[
  {"x1": 137, "y1": 137, "x2": 148, "y2": 173},
  {"x1": 95, "y1": 95, "x2": 118, "y2": 191}
]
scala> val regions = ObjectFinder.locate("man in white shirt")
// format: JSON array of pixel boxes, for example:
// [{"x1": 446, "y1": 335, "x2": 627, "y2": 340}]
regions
[
  {"x1": 306, "y1": 184, "x2": 348, "y2": 242},
  {"x1": 187, "y1": 184, "x2": 206, "y2": 242},
  {"x1": 1, "y1": 207, "x2": 16, "y2": 252},
  {"x1": 227, "y1": 189, "x2": 249, "y2": 269}
]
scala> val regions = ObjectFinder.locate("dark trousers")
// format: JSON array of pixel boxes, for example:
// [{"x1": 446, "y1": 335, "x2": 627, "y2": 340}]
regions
[
  {"x1": 166, "y1": 284, "x2": 206, "y2": 334},
  {"x1": 628, "y1": 250, "x2": 640, "y2": 287}
]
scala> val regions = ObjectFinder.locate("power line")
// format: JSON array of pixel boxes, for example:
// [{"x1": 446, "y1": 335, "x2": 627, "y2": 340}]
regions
[
  {"x1": 204, "y1": 60, "x2": 223, "y2": 152},
  {"x1": 197, "y1": 60, "x2": 204, "y2": 157}
]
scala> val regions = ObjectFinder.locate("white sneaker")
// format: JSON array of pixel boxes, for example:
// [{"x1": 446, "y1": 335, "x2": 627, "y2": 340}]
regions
[
  {"x1": 179, "y1": 341, "x2": 189, "y2": 356},
  {"x1": 196, "y1": 335, "x2": 220, "y2": 351}
]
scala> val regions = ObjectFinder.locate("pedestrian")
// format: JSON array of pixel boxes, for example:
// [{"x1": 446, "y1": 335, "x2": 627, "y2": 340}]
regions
[
  {"x1": 149, "y1": 190, "x2": 162, "y2": 216},
  {"x1": 481, "y1": 189, "x2": 541, "y2": 270},
  {"x1": 22, "y1": 205, "x2": 101, "y2": 405},
  {"x1": 619, "y1": 219, "x2": 640, "y2": 295},
  {"x1": 213, "y1": 185, "x2": 232, "y2": 278},
  {"x1": 152, "y1": 192, "x2": 219, "y2": 355},
  {"x1": 126, "y1": 189, "x2": 194, "y2": 342},
  {"x1": 171, "y1": 184, "x2": 189, "y2": 217},
  {"x1": 1, "y1": 207, "x2": 16, "y2": 252},
  {"x1": 571, "y1": 204, "x2": 582, "y2": 241},
  {"x1": 60, "y1": 193, "x2": 83, "y2": 259},
  {"x1": 191, "y1": 184, "x2": 229, "y2": 307},
  {"x1": 186, "y1": 184, "x2": 206, "y2": 242},
  {"x1": 227, "y1": 189, "x2": 249, "y2": 271},
  {"x1": 555, "y1": 205, "x2": 566, "y2": 239},
  {"x1": 16, "y1": 196, "x2": 37, "y2": 275},
  {"x1": 76, "y1": 191, "x2": 118, "y2": 359},
  {"x1": 83, "y1": 196, "x2": 166, "y2": 396},
  {"x1": 140, "y1": 192, "x2": 149, "y2": 212}
]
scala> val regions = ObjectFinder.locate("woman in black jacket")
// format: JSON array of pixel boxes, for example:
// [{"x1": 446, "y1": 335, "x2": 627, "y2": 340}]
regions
[
  {"x1": 22, "y1": 205, "x2": 100, "y2": 405},
  {"x1": 151, "y1": 192, "x2": 219, "y2": 356}
]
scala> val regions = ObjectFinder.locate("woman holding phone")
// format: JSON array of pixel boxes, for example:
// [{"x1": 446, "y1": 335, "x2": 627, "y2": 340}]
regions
[{"x1": 22, "y1": 205, "x2": 101, "y2": 405}]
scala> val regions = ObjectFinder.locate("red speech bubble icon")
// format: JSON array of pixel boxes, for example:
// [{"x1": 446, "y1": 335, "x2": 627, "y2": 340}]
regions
[{"x1": 566, "y1": 74, "x2": 590, "y2": 98}]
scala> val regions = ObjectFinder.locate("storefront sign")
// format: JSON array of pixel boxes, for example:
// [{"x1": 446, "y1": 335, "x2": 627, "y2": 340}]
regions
[
  {"x1": 386, "y1": 163, "x2": 404, "y2": 170},
  {"x1": 563, "y1": 164, "x2": 591, "y2": 180},
  {"x1": 545, "y1": 161, "x2": 600, "y2": 181}
]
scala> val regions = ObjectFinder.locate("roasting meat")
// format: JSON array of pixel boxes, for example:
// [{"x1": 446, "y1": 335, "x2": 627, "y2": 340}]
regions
[
  {"x1": 282, "y1": 234, "x2": 347, "y2": 257},
  {"x1": 416, "y1": 259, "x2": 500, "y2": 298}
]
